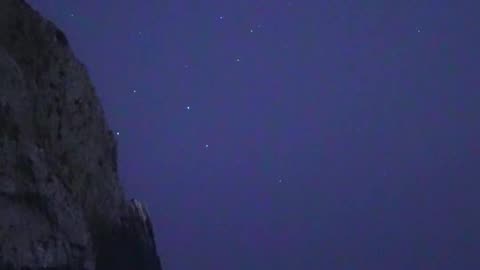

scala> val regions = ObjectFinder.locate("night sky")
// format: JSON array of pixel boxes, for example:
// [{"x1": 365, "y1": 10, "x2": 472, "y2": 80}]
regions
[{"x1": 27, "y1": 1, "x2": 480, "y2": 269}]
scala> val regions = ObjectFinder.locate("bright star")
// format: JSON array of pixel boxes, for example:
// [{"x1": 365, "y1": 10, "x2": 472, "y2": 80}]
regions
[
  {"x1": 219, "y1": 16, "x2": 224, "y2": 20},
  {"x1": 186, "y1": 106, "x2": 190, "y2": 110},
  {"x1": 205, "y1": 144, "x2": 209, "y2": 148},
  {"x1": 116, "y1": 132, "x2": 120, "y2": 136}
]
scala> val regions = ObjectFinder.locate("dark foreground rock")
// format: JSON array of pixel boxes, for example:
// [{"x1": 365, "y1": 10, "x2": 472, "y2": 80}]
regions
[{"x1": 0, "y1": 0, "x2": 162, "y2": 269}]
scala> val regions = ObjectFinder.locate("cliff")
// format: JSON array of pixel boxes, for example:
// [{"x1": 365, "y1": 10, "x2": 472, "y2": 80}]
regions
[{"x1": 0, "y1": 0, "x2": 162, "y2": 269}]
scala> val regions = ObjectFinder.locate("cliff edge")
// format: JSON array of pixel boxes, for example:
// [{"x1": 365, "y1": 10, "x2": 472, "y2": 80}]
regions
[{"x1": 0, "y1": 0, "x2": 162, "y2": 269}]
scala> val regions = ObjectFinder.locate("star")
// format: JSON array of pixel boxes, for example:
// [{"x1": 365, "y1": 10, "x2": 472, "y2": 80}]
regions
[
  {"x1": 186, "y1": 106, "x2": 190, "y2": 110},
  {"x1": 133, "y1": 89, "x2": 137, "y2": 93},
  {"x1": 250, "y1": 29, "x2": 254, "y2": 33},
  {"x1": 70, "y1": 13, "x2": 75, "y2": 17},
  {"x1": 116, "y1": 132, "x2": 120, "y2": 136},
  {"x1": 219, "y1": 16, "x2": 224, "y2": 20},
  {"x1": 236, "y1": 58, "x2": 240, "y2": 62},
  {"x1": 205, "y1": 144, "x2": 209, "y2": 148}
]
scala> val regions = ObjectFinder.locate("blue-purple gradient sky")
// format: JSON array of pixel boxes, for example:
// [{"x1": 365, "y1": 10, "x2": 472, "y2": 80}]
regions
[{"x1": 28, "y1": 1, "x2": 480, "y2": 269}]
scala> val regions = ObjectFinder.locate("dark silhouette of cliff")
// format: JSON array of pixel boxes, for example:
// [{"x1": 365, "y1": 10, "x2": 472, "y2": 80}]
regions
[{"x1": 0, "y1": 0, "x2": 162, "y2": 269}]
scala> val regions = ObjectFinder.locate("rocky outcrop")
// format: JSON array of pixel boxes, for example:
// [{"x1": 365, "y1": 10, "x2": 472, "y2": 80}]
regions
[
  {"x1": 0, "y1": 0, "x2": 162, "y2": 269},
  {"x1": 94, "y1": 200, "x2": 162, "y2": 270}
]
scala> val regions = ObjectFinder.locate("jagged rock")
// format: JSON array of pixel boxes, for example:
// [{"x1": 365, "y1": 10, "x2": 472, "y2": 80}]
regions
[
  {"x1": 94, "y1": 200, "x2": 162, "y2": 270},
  {"x1": 0, "y1": 0, "x2": 162, "y2": 269}
]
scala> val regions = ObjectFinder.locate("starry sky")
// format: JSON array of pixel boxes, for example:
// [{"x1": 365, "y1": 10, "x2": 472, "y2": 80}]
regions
[{"x1": 27, "y1": 1, "x2": 480, "y2": 269}]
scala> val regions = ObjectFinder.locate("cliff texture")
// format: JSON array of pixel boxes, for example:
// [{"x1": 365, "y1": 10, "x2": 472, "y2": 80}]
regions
[{"x1": 0, "y1": 0, "x2": 162, "y2": 269}]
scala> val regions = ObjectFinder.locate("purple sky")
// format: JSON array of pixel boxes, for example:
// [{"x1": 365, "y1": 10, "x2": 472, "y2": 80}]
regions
[{"x1": 28, "y1": 1, "x2": 480, "y2": 269}]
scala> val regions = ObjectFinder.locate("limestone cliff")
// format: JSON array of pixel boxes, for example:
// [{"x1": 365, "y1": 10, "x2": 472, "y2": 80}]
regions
[{"x1": 0, "y1": 0, "x2": 162, "y2": 269}]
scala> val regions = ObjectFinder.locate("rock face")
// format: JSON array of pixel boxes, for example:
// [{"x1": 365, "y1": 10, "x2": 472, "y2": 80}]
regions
[{"x1": 0, "y1": 0, "x2": 162, "y2": 269}]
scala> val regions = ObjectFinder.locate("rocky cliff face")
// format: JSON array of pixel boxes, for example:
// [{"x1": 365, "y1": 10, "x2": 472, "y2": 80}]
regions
[{"x1": 0, "y1": 0, "x2": 162, "y2": 269}]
